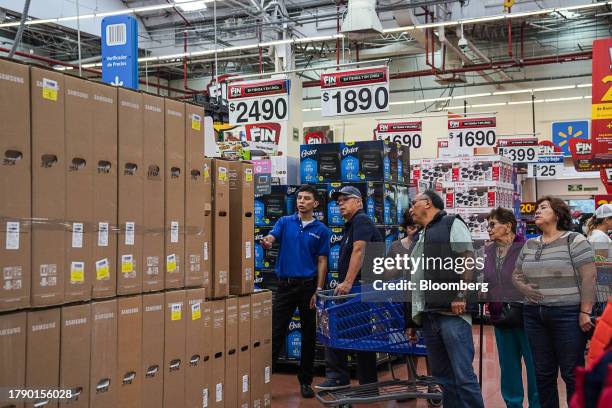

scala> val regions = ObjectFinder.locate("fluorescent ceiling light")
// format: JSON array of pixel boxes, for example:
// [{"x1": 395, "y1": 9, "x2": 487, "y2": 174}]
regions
[
  {"x1": 557, "y1": 3, "x2": 603, "y2": 12},
  {"x1": 463, "y1": 15, "x2": 505, "y2": 24},
  {"x1": 585, "y1": 95, "x2": 592, "y2": 99},
  {"x1": 175, "y1": 0, "x2": 208, "y2": 12},
  {"x1": 507, "y1": 10, "x2": 548, "y2": 18},
  {"x1": 507, "y1": 100, "x2": 535, "y2": 105},
  {"x1": 389, "y1": 100, "x2": 416, "y2": 105},
  {"x1": 442, "y1": 105, "x2": 469, "y2": 110},
  {"x1": 259, "y1": 39, "x2": 294, "y2": 47},
  {"x1": 416, "y1": 97, "x2": 451, "y2": 103},
  {"x1": 533, "y1": 85, "x2": 576, "y2": 92},
  {"x1": 577, "y1": 83, "x2": 592, "y2": 88},
  {"x1": 453, "y1": 92, "x2": 491, "y2": 99},
  {"x1": 471, "y1": 102, "x2": 507, "y2": 108},
  {"x1": 493, "y1": 89, "x2": 532, "y2": 95},
  {"x1": 544, "y1": 96, "x2": 584, "y2": 102}
]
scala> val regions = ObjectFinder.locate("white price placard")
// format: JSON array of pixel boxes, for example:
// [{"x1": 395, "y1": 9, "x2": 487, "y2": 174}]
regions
[
  {"x1": 529, "y1": 163, "x2": 563, "y2": 178},
  {"x1": 498, "y1": 145, "x2": 539, "y2": 163},
  {"x1": 228, "y1": 79, "x2": 289, "y2": 125},
  {"x1": 320, "y1": 67, "x2": 389, "y2": 117},
  {"x1": 448, "y1": 117, "x2": 497, "y2": 149},
  {"x1": 375, "y1": 121, "x2": 422, "y2": 150}
]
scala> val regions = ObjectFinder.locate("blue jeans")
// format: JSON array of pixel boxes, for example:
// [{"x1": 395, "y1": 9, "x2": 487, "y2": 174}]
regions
[
  {"x1": 421, "y1": 313, "x2": 485, "y2": 408},
  {"x1": 495, "y1": 327, "x2": 541, "y2": 408},
  {"x1": 523, "y1": 305, "x2": 587, "y2": 408}
]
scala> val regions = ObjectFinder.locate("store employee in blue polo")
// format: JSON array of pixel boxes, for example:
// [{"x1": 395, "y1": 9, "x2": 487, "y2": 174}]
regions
[{"x1": 260, "y1": 184, "x2": 331, "y2": 399}]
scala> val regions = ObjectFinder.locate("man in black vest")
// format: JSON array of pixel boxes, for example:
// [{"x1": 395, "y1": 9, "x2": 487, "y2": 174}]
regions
[{"x1": 408, "y1": 189, "x2": 484, "y2": 408}]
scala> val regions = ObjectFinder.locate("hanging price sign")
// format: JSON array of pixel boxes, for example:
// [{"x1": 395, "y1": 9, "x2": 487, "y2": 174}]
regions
[
  {"x1": 320, "y1": 66, "x2": 389, "y2": 117},
  {"x1": 374, "y1": 121, "x2": 422, "y2": 150},
  {"x1": 228, "y1": 79, "x2": 290, "y2": 125},
  {"x1": 497, "y1": 138, "x2": 539, "y2": 163},
  {"x1": 448, "y1": 117, "x2": 497, "y2": 149},
  {"x1": 528, "y1": 154, "x2": 564, "y2": 178}
]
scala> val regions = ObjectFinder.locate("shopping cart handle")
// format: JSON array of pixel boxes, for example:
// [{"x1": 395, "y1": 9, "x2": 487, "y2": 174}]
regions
[{"x1": 316, "y1": 288, "x2": 359, "y2": 302}]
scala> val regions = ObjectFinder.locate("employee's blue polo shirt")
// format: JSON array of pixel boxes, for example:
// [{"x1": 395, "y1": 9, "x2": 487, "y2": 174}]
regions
[{"x1": 269, "y1": 214, "x2": 331, "y2": 278}]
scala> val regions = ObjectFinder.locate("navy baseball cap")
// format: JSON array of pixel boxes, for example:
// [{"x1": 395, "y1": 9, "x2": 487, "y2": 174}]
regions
[{"x1": 331, "y1": 186, "x2": 362, "y2": 201}]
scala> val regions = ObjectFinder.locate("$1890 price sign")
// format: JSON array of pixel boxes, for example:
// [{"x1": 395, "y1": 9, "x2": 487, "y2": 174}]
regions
[
  {"x1": 228, "y1": 79, "x2": 289, "y2": 125},
  {"x1": 448, "y1": 117, "x2": 497, "y2": 149},
  {"x1": 320, "y1": 66, "x2": 389, "y2": 117},
  {"x1": 374, "y1": 121, "x2": 423, "y2": 150}
]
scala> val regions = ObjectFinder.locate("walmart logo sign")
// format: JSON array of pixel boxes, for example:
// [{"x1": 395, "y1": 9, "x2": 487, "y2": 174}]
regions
[{"x1": 552, "y1": 120, "x2": 589, "y2": 156}]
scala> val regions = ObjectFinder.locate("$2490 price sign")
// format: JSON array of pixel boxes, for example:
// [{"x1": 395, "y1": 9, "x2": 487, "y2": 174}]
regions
[
  {"x1": 448, "y1": 117, "x2": 497, "y2": 149},
  {"x1": 228, "y1": 79, "x2": 289, "y2": 125},
  {"x1": 320, "y1": 66, "x2": 389, "y2": 117},
  {"x1": 375, "y1": 121, "x2": 422, "y2": 150}
]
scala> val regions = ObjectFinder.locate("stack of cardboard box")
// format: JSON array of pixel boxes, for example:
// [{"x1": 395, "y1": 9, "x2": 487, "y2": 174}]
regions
[{"x1": 0, "y1": 58, "x2": 270, "y2": 408}]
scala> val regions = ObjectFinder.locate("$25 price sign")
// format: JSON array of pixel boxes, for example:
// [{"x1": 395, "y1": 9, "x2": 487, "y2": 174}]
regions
[
  {"x1": 374, "y1": 121, "x2": 422, "y2": 150},
  {"x1": 448, "y1": 117, "x2": 497, "y2": 149},
  {"x1": 320, "y1": 66, "x2": 389, "y2": 117},
  {"x1": 228, "y1": 79, "x2": 290, "y2": 125}
]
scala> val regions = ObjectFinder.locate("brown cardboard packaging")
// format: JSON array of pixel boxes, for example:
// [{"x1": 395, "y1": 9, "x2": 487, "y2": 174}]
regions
[
  {"x1": 211, "y1": 299, "x2": 226, "y2": 408},
  {"x1": 117, "y1": 295, "x2": 143, "y2": 408},
  {"x1": 117, "y1": 88, "x2": 143, "y2": 295},
  {"x1": 238, "y1": 296, "x2": 252, "y2": 408},
  {"x1": 185, "y1": 288, "x2": 205, "y2": 408},
  {"x1": 142, "y1": 94, "x2": 165, "y2": 292},
  {"x1": 261, "y1": 291, "x2": 273, "y2": 408},
  {"x1": 31, "y1": 67, "x2": 66, "y2": 307},
  {"x1": 0, "y1": 59, "x2": 30, "y2": 311},
  {"x1": 211, "y1": 159, "x2": 230, "y2": 298},
  {"x1": 26, "y1": 308, "x2": 61, "y2": 408},
  {"x1": 0, "y1": 311, "x2": 26, "y2": 408},
  {"x1": 184, "y1": 103, "x2": 207, "y2": 289},
  {"x1": 60, "y1": 303, "x2": 91, "y2": 407},
  {"x1": 201, "y1": 159, "x2": 213, "y2": 296},
  {"x1": 90, "y1": 299, "x2": 118, "y2": 408},
  {"x1": 64, "y1": 75, "x2": 95, "y2": 302},
  {"x1": 227, "y1": 161, "x2": 255, "y2": 295},
  {"x1": 225, "y1": 298, "x2": 239, "y2": 408},
  {"x1": 91, "y1": 83, "x2": 118, "y2": 299},
  {"x1": 164, "y1": 290, "x2": 186, "y2": 408},
  {"x1": 141, "y1": 292, "x2": 165, "y2": 408},
  {"x1": 201, "y1": 300, "x2": 213, "y2": 408},
  {"x1": 164, "y1": 100, "x2": 186, "y2": 289},
  {"x1": 250, "y1": 292, "x2": 264, "y2": 408}
]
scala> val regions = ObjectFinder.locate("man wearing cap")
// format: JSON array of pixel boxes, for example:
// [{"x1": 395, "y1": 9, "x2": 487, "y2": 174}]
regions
[
  {"x1": 316, "y1": 186, "x2": 382, "y2": 390},
  {"x1": 587, "y1": 203, "x2": 612, "y2": 259}
]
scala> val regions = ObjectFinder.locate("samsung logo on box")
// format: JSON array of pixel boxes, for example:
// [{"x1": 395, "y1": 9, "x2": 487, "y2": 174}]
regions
[
  {"x1": 145, "y1": 104, "x2": 162, "y2": 112},
  {"x1": 146, "y1": 305, "x2": 162, "y2": 312},
  {"x1": 95, "y1": 312, "x2": 115, "y2": 320},
  {"x1": 121, "y1": 307, "x2": 139, "y2": 315},
  {"x1": 32, "y1": 322, "x2": 56, "y2": 332},
  {"x1": 0, "y1": 327, "x2": 21, "y2": 336},
  {"x1": 67, "y1": 89, "x2": 89, "y2": 99},
  {"x1": 167, "y1": 109, "x2": 182, "y2": 117},
  {"x1": 65, "y1": 318, "x2": 87, "y2": 326},
  {"x1": 0, "y1": 72, "x2": 25, "y2": 84},
  {"x1": 94, "y1": 94, "x2": 114, "y2": 104},
  {"x1": 301, "y1": 149, "x2": 317, "y2": 158},
  {"x1": 121, "y1": 100, "x2": 139, "y2": 109}
]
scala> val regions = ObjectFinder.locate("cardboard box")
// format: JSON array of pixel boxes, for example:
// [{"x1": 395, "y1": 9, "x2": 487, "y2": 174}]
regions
[
  {"x1": 228, "y1": 161, "x2": 255, "y2": 295},
  {"x1": 254, "y1": 185, "x2": 288, "y2": 227},
  {"x1": 285, "y1": 308, "x2": 301, "y2": 360},
  {"x1": 340, "y1": 140, "x2": 397, "y2": 182},
  {"x1": 211, "y1": 299, "x2": 226, "y2": 408},
  {"x1": 0, "y1": 311, "x2": 26, "y2": 408},
  {"x1": 60, "y1": 303, "x2": 91, "y2": 407},
  {"x1": 164, "y1": 290, "x2": 186, "y2": 408},
  {"x1": 328, "y1": 227, "x2": 344, "y2": 272},
  {"x1": 142, "y1": 94, "x2": 165, "y2": 292},
  {"x1": 185, "y1": 288, "x2": 206, "y2": 408},
  {"x1": 366, "y1": 182, "x2": 397, "y2": 225},
  {"x1": 327, "y1": 182, "x2": 368, "y2": 226},
  {"x1": 261, "y1": 291, "x2": 272, "y2": 408},
  {"x1": 225, "y1": 298, "x2": 239, "y2": 408},
  {"x1": 31, "y1": 67, "x2": 66, "y2": 306},
  {"x1": 238, "y1": 296, "x2": 252, "y2": 408},
  {"x1": 91, "y1": 82, "x2": 118, "y2": 299},
  {"x1": 376, "y1": 226, "x2": 399, "y2": 253},
  {"x1": 201, "y1": 159, "x2": 213, "y2": 295},
  {"x1": 26, "y1": 308, "x2": 61, "y2": 408},
  {"x1": 90, "y1": 299, "x2": 118, "y2": 408},
  {"x1": 0, "y1": 59, "x2": 30, "y2": 311},
  {"x1": 250, "y1": 292, "x2": 264, "y2": 408},
  {"x1": 299, "y1": 143, "x2": 340, "y2": 183},
  {"x1": 164, "y1": 100, "x2": 186, "y2": 289},
  {"x1": 185, "y1": 104, "x2": 208, "y2": 289},
  {"x1": 118, "y1": 89, "x2": 144, "y2": 295},
  {"x1": 141, "y1": 293, "x2": 165, "y2": 408},
  {"x1": 117, "y1": 295, "x2": 143, "y2": 408},
  {"x1": 64, "y1": 75, "x2": 95, "y2": 303},
  {"x1": 201, "y1": 301, "x2": 213, "y2": 408},
  {"x1": 211, "y1": 160, "x2": 230, "y2": 299}
]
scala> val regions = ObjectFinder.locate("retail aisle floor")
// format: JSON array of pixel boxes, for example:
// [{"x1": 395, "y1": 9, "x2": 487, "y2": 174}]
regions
[{"x1": 272, "y1": 324, "x2": 568, "y2": 407}]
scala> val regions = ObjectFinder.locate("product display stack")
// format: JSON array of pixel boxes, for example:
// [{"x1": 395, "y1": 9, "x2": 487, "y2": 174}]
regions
[{"x1": 0, "y1": 58, "x2": 272, "y2": 408}]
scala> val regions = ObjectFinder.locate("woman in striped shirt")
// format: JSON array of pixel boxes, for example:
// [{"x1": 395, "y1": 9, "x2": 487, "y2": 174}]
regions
[{"x1": 512, "y1": 197, "x2": 596, "y2": 408}]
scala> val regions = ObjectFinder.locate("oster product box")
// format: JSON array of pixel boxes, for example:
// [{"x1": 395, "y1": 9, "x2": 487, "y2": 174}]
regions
[
  {"x1": 90, "y1": 299, "x2": 118, "y2": 408},
  {"x1": 254, "y1": 187, "x2": 286, "y2": 227},
  {"x1": 142, "y1": 93, "x2": 165, "y2": 292},
  {"x1": 60, "y1": 303, "x2": 91, "y2": 408},
  {"x1": 286, "y1": 308, "x2": 301, "y2": 360},
  {"x1": 185, "y1": 288, "x2": 205, "y2": 408},
  {"x1": 26, "y1": 308, "x2": 61, "y2": 408},
  {"x1": 326, "y1": 182, "x2": 368, "y2": 226},
  {"x1": 163, "y1": 290, "x2": 186, "y2": 408},
  {"x1": 118, "y1": 88, "x2": 144, "y2": 295},
  {"x1": 366, "y1": 182, "x2": 397, "y2": 225},
  {"x1": 202, "y1": 301, "x2": 213, "y2": 408},
  {"x1": 31, "y1": 67, "x2": 66, "y2": 307},
  {"x1": 397, "y1": 144, "x2": 410, "y2": 185},
  {"x1": 299, "y1": 143, "x2": 340, "y2": 183},
  {"x1": 64, "y1": 75, "x2": 95, "y2": 303},
  {"x1": 117, "y1": 295, "x2": 143, "y2": 408},
  {"x1": 225, "y1": 298, "x2": 239, "y2": 408},
  {"x1": 340, "y1": 140, "x2": 397, "y2": 182},
  {"x1": 238, "y1": 296, "x2": 251, "y2": 408},
  {"x1": 396, "y1": 185, "x2": 410, "y2": 225},
  {"x1": 91, "y1": 82, "x2": 118, "y2": 299},
  {"x1": 211, "y1": 299, "x2": 226, "y2": 408},
  {"x1": 254, "y1": 227, "x2": 278, "y2": 271},
  {"x1": 376, "y1": 226, "x2": 399, "y2": 254},
  {"x1": 328, "y1": 227, "x2": 344, "y2": 272},
  {"x1": 141, "y1": 293, "x2": 165, "y2": 408},
  {"x1": 185, "y1": 104, "x2": 207, "y2": 289},
  {"x1": 228, "y1": 161, "x2": 255, "y2": 295},
  {"x1": 0, "y1": 59, "x2": 30, "y2": 311},
  {"x1": 164, "y1": 100, "x2": 186, "y2": 289},
  {"x1": 211, "y1": 159, "x2": 230, "y2": 299},
  {"x1": 0, "y1": 311, "x2": 26, "y2": 408}
]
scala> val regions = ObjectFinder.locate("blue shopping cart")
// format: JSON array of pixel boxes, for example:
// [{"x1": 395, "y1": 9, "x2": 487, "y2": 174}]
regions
[{"x1": 315, "y1": 286, "x2": 442, "y2": 407}]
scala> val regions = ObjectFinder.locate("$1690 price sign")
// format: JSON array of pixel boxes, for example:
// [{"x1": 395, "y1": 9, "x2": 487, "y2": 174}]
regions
[
  {"x1": 448, "y1": 117, "x2": 497, "y2": 149},
  {"x1": 374, "y1": 121, "x2": 423, "y2": 150},
  {"x1": 228, "y1": 79, "x2": 289, "y2": 125},
  {"x1": 320, "y1": 66, "x2": 389, "y2": 117}
]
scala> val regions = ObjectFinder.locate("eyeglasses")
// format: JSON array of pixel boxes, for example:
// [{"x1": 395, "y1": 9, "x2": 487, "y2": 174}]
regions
[
  {"x1": 337, "y1": 196, "x2": 357, "y2": 205},
  {"x1": 411, "y1": 198, "x2": 429, "y2": 206}
]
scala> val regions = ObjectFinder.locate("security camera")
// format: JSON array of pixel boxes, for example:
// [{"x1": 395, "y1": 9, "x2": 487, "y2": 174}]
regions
[{"x1": 458, "y1": 36, "x2": 468, "y2": 50}]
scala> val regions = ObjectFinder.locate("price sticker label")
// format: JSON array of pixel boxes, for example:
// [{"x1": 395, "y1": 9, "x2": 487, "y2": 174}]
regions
[
  {"x1": 228, "y1": 79, "x2": 290, "y2": 125},
  {"x1": 71, "y1": 262, "x2": 85, "y2": 283},
  {"x1": 375, "y1": 121, "x2": 422, "y2": 150},
  {"x1": 448, "y1": 117, "x2": 497, "y2": 149},
  {"x1": 171, "y1": 303, "x2": 182, "y2": 321},
  {"x1": 42, "y1": 78, "x2": 59, "y2": 101},
  {"x1": 191, "y1": 114, "x2": 202, "y2": 130},
  {"x1": 96, "y1": 258, "x2": 110, "y2": 281}
]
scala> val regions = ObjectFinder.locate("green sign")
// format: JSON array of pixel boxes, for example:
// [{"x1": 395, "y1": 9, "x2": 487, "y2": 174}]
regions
[{"x1": 568, "y1": 184, "x2": 583, "y2": 192}]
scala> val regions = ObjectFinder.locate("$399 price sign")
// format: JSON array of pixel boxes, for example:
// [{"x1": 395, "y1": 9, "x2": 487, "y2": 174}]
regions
[
  {"x1": 374, "y1": 121, "x2": 423, "y2": 150},
  {"x1": 228, "y1": 79, "x2": 290, "y2": 125},
  {"x1": 497, "y1": 138, "x2": 539, "y2": 164},
  {"x1": 448, "y1": 117, "x2": 497, "y2": 149},
  {"x1": 320, "y1": 66, "x2": 389, "y2": 117}
]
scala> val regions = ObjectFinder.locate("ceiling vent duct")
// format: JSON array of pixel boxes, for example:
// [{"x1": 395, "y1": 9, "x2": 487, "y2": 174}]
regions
[{"x1": 340, "y1": 0, "x2": 383, "y2": 39}]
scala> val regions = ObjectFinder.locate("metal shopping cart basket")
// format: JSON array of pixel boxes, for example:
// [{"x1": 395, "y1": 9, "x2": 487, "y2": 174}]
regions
[
  {"x1": 315, "y1": 286, "x2": 443, "y2": 407},
  {"x1": 594, "y1": 262, "x2": 612, "y2": 317}
]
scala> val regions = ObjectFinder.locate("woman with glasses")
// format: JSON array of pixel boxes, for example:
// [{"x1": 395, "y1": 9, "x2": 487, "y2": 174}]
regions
[
  {"x1": 483, "y1": 208, "x2": 540, "y2": 408},
  {"x1": 512, "y1": 197, "x2": 597, "y2": 408}
]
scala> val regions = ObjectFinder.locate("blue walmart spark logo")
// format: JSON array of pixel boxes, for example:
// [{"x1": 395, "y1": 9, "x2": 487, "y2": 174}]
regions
[{"x1": 552, "y1": 120, "x2": 589, "y2": 156}]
